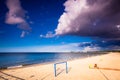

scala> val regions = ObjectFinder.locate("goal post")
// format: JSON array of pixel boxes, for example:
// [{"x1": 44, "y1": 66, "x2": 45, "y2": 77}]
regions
[{"x1": 54, "y1": 61, "x2": 68, "y2": 77}]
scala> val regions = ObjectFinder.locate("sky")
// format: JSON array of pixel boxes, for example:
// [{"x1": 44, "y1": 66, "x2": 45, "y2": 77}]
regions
[{"x1": 0, "y1": 0, "x2": 120, "y2": 52}]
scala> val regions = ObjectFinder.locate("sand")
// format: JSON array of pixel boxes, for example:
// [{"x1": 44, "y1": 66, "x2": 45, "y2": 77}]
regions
[{"x1": 0, "y1": 52, "x2": 120, "y2": 80}]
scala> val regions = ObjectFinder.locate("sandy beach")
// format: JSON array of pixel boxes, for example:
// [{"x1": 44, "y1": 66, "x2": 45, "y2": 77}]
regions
[{"x1": 0, "y1": 52, "x2": 120, "y2": 80}]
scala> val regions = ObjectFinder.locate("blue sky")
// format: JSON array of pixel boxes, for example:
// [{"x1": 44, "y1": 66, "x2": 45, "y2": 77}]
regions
[{"x1": 0, "y1": 0, "x2": 120, "y2": 52}]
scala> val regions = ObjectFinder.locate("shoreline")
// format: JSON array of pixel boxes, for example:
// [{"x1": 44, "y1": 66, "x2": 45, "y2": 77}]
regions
[{"x1": 0, "y1": 52, "x2": 108, "y2": 71}]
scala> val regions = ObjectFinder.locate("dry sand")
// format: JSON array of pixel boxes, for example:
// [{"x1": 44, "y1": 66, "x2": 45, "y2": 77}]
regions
[{"x1": 0, "y1": 52, "x2": 120, "y2": 80}]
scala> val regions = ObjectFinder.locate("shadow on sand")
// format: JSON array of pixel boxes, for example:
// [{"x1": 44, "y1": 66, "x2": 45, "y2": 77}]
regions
[
  {"x1": 0, "y1": 71, "x2": 25, "y2": 80},
  {"x1": 90, "y1": 64, "x2": 120, "y2": 71},
  {"x1": 98, "y1": 67, "x2": 120, "y2": 71},
  {"x1": 90, "y1": 64, "x2": 120, "y2": 80},
  {"x1": 97, "y1": 67, "x2": 120, "y2": 80},
  {"x1": 56, "y1": 67, "x2": 72, "y2": 77}
]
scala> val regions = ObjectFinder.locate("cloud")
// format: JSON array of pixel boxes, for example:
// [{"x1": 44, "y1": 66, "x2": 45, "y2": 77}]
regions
[
  {"x1": 5, "y1": 0, "x2": 31, "y2": 37},
  {"x1": 82, "y1": 46, "x2": 100, "y2": 52},
  {"x1": 0, "y1": 43, "x2": 81, "y2": 52},
  {"x1": 1, "y1": 41, "x2": 120, "y2": 52},
  {"x1": 6, "y1": 0, "x2": 25, "y2": 24},
  {"x1": 78, "y1": 40, "x2": 120, "y2": 51},
  {"x1": 20, "y1": 31, "x2": 25, "y2": 38},
  {"x1": 40, "y1": 31, "x2": 56, "y2": 38},
  {"x1": 20, "y1": 31, "x2": 29, "y2": 38},
  {"x1": 55, "y1": 0, "x2": 120, "y2": 39}
]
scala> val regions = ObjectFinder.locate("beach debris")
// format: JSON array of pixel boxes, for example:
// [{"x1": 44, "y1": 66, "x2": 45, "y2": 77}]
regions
[
  {"x1": 89, "y1": 64, "x2": 94, "y2": 69},
  {"x1": 94, "y1": 64, "x2": 97, "y2": 68},
  {"x1": 89, "y1": 64, "x2": 98, "y2": 69}
]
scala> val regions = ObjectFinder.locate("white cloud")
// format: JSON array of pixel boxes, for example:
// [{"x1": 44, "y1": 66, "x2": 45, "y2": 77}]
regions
[
  {"x1": 54, "y1": 0, "x2": 120, "y2": 39},
  {"x1": 5, "y1": 14, "x2": 25, "y2": 24},
  {"x1": 40, "y1": 31, "x2": 56, "y2": 38},
  {"x1": 5, "y1": 0, "x2": 31, "y2": 37},
  {"x1": 3, "y1": 41, "x2": 118, "y2": 52},
  {"x1": 0, "y1": 43, "x2": 81, "y2": 52},
  {"x1": 117, "y1": 25, "x2": 120, "y2": 30},
  {"x1": 5, "y1": 0, "x2": 25, "y2": 24},
  {"x1": 82, "y1": 46, "x2": 100, "y2": 52},
  {"x1": 55, "y1": 0, "x2": 95, "y2": 35},
  {"x1": 20, "y1": 31, "x2": 29, "y2": 38},
  {"x1": 20, "y1": 31, "x2": 25, "y2": 38}
]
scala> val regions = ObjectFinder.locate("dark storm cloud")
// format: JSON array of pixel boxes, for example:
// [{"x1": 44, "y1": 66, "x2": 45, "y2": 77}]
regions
[
  {"x1": 78, "y1": 40, "x2": 120, "y2": 50},
  {"x1": 55, "y1": 0, "x2": 120, "y2": 39}
]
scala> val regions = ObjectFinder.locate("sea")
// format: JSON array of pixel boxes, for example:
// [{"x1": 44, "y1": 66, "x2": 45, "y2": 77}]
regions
[{"x1": 0, "y1": 52, "x2": 106, "y2": 68}]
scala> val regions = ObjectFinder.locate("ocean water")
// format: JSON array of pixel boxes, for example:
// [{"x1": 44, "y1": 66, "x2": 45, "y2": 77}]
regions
[{"x1": 0, "y1": 52, "x2": 106, "y2": 68}]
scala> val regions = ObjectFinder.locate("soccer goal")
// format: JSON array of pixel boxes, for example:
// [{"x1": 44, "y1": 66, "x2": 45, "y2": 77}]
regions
[{"x1": 54, "y1": 61, "x2": 68, "y2": 77}]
